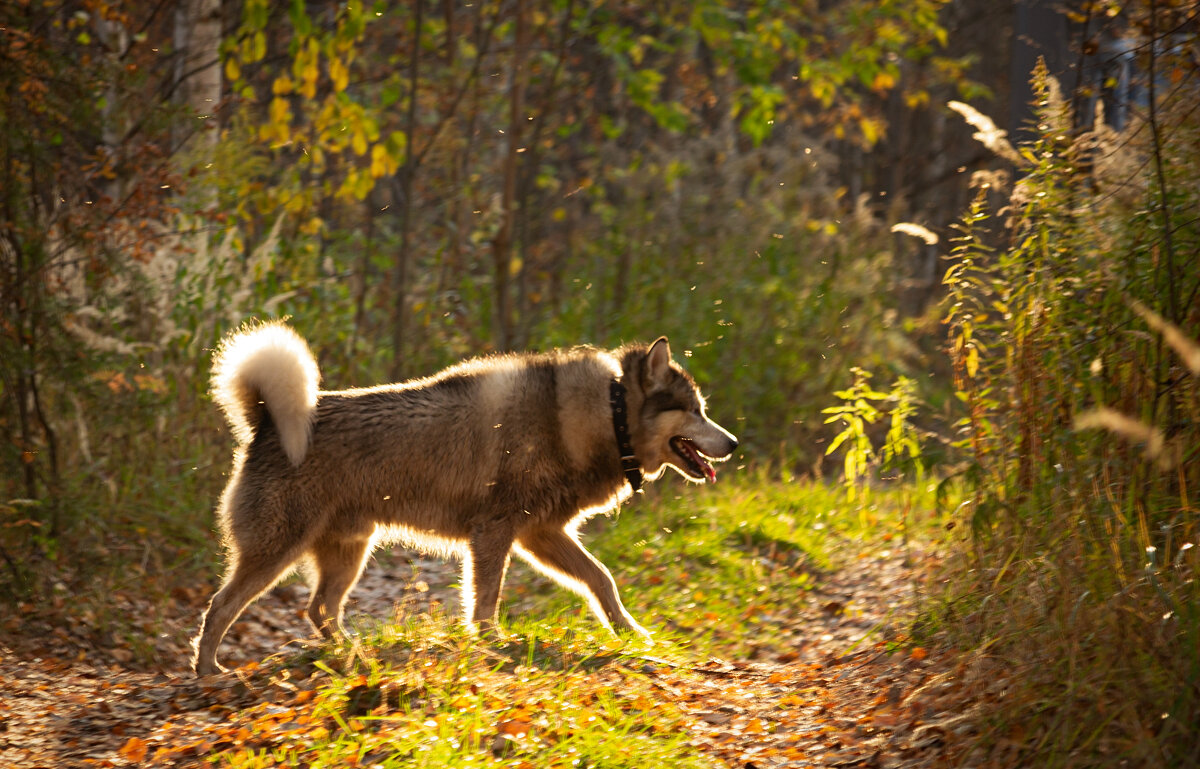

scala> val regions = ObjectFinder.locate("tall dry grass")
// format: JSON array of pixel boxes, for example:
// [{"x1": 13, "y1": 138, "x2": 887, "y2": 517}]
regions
[{"x1": 931, "y1": 57, "x2": 1200, "y2": 766}]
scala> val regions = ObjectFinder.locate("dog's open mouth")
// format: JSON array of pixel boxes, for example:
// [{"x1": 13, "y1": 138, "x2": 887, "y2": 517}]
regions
[{"x1": 671, "y1": 436, "x2": 719, "y2": 483}]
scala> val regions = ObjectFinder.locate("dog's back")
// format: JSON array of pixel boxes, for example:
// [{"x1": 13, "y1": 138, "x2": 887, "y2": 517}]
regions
[{"x1": 232, "y1": 348, "x2": 628, "y2": 543}]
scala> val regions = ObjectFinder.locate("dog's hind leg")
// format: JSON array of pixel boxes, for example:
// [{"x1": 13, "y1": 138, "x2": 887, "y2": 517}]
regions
[
  {"x1": 515, "y1": 527, "x2": 649, "y2": 638},
  {"x1": 306, "y1": 536, "x2": 371, "y2": 639},
  {"x1": 192, "y1": 541, "x2": 303, "y2": 676},
  {"x1": 463, "y1": 518, "x2": 516, "y2": 632}
]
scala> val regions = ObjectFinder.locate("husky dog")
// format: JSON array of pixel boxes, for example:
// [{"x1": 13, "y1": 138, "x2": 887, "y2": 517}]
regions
[{"x1": 191, "y1": 321, "x2": 738, "y2": 675}]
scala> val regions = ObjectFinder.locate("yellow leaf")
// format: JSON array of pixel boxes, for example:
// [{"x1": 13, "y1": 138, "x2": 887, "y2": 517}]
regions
[
  {"x1": 904, "y1": 89, "x2": 930, "y2": 108},
  {"x1": 308, "y1": 144, "x2": 325, "y2": 169},
  {"x1": 269, "y1": 97, "x2": 291, "y2": 135},
  {"x1": 297, "y1": 38, "x2": 320, "y2": 100},
  {"x1": 871, "y1": 71, "x2": 895, "y2": 92},
  {"x1": 370, "y1": 143, "x2": 397, "y2": 178},
  {"x1": 859, "y1": 116, "x2": 883, "y2": 147},
  {"x1": 273, "y1": 75, "x2": 294, "y2": 95},
  {"x1": 224, "y1": 57, "x2": 240, "y2": 82},
  {"x1": 965, "y1": 345, "x2": 979, "y2": 378},
  {"x1": 250, "y1": 30, "x2": 266, "y2": 62},
  {"x1": 330, "y1": 56, "x2": 349, "y2": 92}
]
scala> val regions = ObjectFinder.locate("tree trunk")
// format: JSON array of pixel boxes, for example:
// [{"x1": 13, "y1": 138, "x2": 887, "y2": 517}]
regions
[
  {"x1": 491, "y1": 0, "x2": 528, "y2": 352},
  {"x1": 174, "y1": 0, "x2": 222, "y2": 208},
  {"x1": 390, "y1": 0, "x2": 424, "y2": 380}
]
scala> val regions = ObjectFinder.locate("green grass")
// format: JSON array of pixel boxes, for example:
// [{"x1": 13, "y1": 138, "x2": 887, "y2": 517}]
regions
[
  {"x1": 520, "y1": 469, "x2": 940, "y2": 656},
  {"x1": 215, "y1": 621, "x2": 712, "y2": 769},
  {"x1": 199, "y1": 472, "x2": 941, "y2": 768}
]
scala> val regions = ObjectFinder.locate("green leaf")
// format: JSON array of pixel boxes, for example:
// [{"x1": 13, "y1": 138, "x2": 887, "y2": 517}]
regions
[{"x1": 825, "y1": 430, "x2": 851, "y2": 456}]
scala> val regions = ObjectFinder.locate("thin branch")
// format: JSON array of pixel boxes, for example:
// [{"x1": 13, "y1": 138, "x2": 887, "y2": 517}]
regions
[
  {"x1": 1145, "y1": 0, "x2": 1179, "y2": 324},
  {"x1": 410, "y1": 6, "x2": 504, "y2": 171}
]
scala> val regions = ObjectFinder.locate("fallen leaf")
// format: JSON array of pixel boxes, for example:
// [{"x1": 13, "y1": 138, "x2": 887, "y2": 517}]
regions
[
  {"x1": 496, "y1": 718, "x2": 532, "y2": 737},
  {"x1": 695, "y1": 711, "x2": 732, "y2": 725},
  {"x1": 119, "y1": 736, "x2": 149, "y2": 762}
]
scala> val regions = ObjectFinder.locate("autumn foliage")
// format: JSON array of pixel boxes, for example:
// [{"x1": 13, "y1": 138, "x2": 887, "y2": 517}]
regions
[{"x1": 2, "y1": 0, "x2": 1200, "y2": 766}]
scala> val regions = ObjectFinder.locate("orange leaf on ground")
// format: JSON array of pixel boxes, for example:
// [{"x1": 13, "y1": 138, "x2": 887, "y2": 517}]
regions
[
  {"x1": 118, "y1": 736, "x2": 149, "y2": 762},
  {"x1": 497, "y1": 718, "x2": 532, "y2": 737}
]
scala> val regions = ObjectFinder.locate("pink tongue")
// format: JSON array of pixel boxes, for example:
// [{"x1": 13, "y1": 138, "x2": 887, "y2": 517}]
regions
[{"x1": 683, "y1": 441, "x2": 717, "y2": 483}]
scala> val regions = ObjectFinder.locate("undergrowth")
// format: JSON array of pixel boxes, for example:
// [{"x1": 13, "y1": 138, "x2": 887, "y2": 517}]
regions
[{"x1": 926, "y1": 56, "x2": 1200, "y2": 767}]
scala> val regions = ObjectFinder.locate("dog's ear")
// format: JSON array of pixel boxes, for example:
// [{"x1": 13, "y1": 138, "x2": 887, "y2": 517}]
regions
[{"x1": 645, "y1": 336, "x2": 672, "y2": 388}]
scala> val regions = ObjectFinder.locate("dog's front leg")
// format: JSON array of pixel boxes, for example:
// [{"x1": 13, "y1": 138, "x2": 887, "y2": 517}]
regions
[
  {"x1": 516, "y1": 527, "x2": 650, "y2": 640},
  {"x1": 462, "y1": 517, "x2": 516, "y2": 633}
]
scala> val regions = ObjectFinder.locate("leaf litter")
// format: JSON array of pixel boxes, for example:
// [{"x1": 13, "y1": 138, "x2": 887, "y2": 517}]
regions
[{"x1": 0, "y1": 542, "x2": 1003, "y2": 767}]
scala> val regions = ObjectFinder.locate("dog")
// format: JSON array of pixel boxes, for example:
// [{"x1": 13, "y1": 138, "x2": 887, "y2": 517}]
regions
[{"x1": 191, "y1": 321, "x2": 738, "y2": 675}]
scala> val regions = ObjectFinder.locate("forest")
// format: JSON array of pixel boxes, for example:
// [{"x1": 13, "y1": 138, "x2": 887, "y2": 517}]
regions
[{"x1": 1, "y1": 0, "x2": 1198, "y2": 766}]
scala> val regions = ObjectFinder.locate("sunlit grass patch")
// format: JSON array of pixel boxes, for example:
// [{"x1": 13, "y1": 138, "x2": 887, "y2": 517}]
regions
[
  {"x1": 500, "y1": 470, "x2": 943, "y2": 658},
  {"x1": 212, "y1": 616, "x2": 711, "y2": 769}
]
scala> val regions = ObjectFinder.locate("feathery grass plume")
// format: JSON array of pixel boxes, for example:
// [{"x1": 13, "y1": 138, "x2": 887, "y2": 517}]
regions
[
  {"x1": 1040, "y1": 63, "x2": 1072, "y2": 135},
  {"x1": 1073, "y1": 407, "x2": 1179, "y2": 469},
  {"x1": 948, "y1": 100, "x2": 1024, "y2": 166},
  {"x1": 1129, "y1": 299, "x2": 1200, "y2": 375},
  {"x1": 61, "y1": 314, "x2": 140, "y2": 355},
  {"x1": 968, "y1": 168, "x2": 1008, "y2": 191},
  {"x1": 890, "y1": 222, "x2": 939, "y2": 245}
]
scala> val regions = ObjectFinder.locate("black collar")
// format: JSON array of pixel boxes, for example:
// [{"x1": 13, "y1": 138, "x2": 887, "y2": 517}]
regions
[{"x1": 609, "y1": 379, "x2": 643, "y2": 493}]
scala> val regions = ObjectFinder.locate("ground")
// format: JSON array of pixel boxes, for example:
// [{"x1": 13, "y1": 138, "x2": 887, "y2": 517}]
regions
[{"x1": 0, "y1": 542, "x2": 995, "y2": 768}]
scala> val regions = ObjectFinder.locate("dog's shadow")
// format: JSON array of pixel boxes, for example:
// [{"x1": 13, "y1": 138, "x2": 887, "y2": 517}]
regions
[
  {"x1": 254, "y1": 626, "x2": 643, "y2": 724},
  {"x1": 256, "y1": 617, "x2": 642, "y2": 713}
]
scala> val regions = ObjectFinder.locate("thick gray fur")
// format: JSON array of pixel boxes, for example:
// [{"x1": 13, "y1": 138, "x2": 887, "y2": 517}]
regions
[{"x1": 192, "y1": 321, "x2": 737, "y2": 675}]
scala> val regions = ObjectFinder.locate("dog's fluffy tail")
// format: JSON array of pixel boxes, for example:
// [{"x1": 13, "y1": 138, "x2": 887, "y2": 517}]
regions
[{"x1": 211, "y1": 321, "x2": 320, "y2": 466}]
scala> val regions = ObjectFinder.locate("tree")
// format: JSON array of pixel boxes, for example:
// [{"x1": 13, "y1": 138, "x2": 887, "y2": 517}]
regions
[{"x1": 0, "y1": 0, "x2": 218, "y2": 536}]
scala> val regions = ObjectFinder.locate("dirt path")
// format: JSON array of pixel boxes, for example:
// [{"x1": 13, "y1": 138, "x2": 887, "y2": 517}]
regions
[{"x1": 0, "y1": 546, "x2": 989, "y2": 768}]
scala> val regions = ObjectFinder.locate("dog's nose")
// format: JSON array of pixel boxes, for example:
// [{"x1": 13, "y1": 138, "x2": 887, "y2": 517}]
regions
[{"x1": 727, "y1": 436, "x2": 739, "y2": 454}]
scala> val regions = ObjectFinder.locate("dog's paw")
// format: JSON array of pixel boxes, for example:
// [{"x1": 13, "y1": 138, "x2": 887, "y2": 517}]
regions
[
  {"x1": 192, "y1": 660, "x2": 227, "y2": 677},
  {"x1": 614, "y1": 620, "x2": 654, "y2": 646}
]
